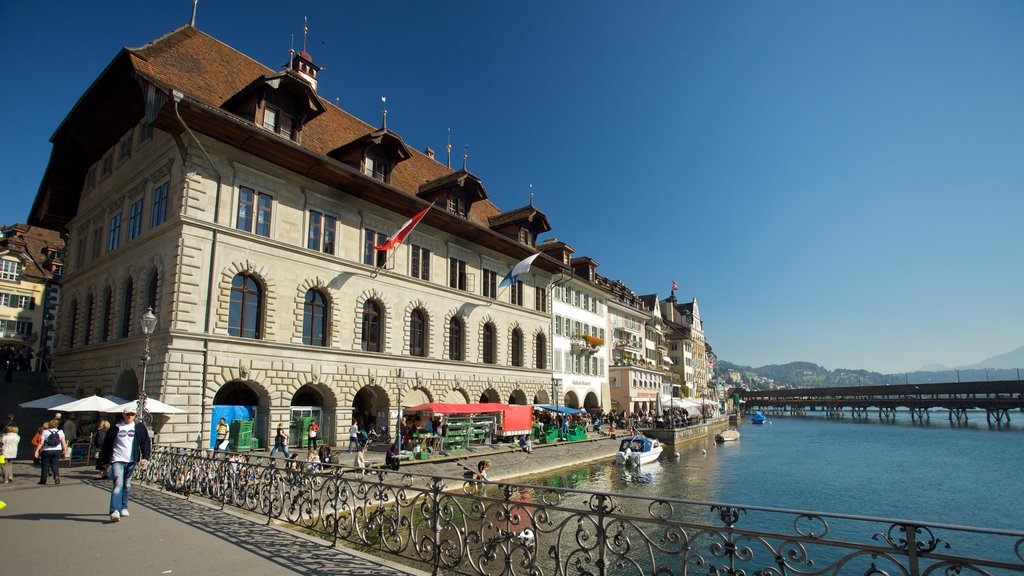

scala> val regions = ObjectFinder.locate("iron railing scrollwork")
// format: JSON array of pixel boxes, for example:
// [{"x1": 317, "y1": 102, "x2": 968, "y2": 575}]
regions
[{"x1": 138, "y1": 447, "x2": 1024, "y2": 576}]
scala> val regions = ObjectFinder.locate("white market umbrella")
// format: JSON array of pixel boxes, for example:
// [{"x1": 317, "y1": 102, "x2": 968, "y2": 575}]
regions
[
  {"x1": 667, "y1": 397, "x2": 703, "y2": 411},
  {"x1": 103, "y1": 395, "x2": 130, "y2": 405},
  {"x1": 50, "y1": 395, "x2": 119, "y2": 412},
  {"x1": 111, "y1": 398, "x2": 186, "y2": 414},
  {"x1": 19, "y1": 394, "x2": 77, "y2": 409}
]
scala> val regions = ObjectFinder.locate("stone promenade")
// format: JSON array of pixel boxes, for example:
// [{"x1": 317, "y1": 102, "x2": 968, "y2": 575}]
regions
[{"x1": 0, "y1": 461, "x2": 425, "y2": 576}]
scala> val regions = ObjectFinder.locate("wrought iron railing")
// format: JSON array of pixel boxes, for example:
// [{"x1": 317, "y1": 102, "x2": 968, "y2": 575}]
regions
[{"x1": 139, "y1": 447, "x2": 1024, "y2": 576}]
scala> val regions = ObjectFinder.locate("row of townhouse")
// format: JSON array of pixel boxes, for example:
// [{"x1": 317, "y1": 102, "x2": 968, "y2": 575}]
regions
[{"x1": 28, "y1": 25, "x2": 709, "y2": 448}]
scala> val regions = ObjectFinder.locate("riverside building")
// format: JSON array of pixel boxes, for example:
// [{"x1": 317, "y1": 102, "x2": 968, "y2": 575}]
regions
[
  {"x1": 539, "y1": 240, "x2": 610, "y2": 411},
  {"x1": 28, "y1": 26, "x2": 563, "y2": 448},
  {"x1": 0, "y1": 224, "x2": 65, "y2": 369}
]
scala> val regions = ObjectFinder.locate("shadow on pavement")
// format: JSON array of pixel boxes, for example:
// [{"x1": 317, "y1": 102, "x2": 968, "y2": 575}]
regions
[
  {"x1": 86, "y1": 480, "x2": 419, "y2": 576},
  {"x1": 1, "y1": 512, "x2": 108, "y2": 523}
]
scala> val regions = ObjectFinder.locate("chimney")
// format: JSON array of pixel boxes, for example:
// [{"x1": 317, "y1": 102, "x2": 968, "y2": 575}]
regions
[
  {"x1": 425, "y1": 147, "x2": 435, "y2": 159},
  {"x1": 290, "y1": 50, "x2": 321, "y2": 92}
]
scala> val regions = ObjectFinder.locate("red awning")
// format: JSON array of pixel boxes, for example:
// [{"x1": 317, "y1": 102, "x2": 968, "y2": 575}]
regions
[{"x1": 404, "y1": 402, "x2": 506, "y2": 414}]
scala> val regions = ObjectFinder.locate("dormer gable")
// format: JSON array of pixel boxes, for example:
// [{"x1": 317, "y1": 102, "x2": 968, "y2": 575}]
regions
[
  {"x1": 328, "y1": 128, "x2": 413, "y2": 184},
  {"x1": 222, "y1": 66, "x2": 326, "y2": 143},
  {"x1": 570, "y1": 256, "x2": 599, "y2": 282},
  {"x1": 487, "y1": 205, "x2": 551, "y2": 247},
  {"x1": 538, "y1": 238, "x2": 575, "y2": 266},
  {"x1": 417, "y1": 169, "x2": 489, "y2": 219}
]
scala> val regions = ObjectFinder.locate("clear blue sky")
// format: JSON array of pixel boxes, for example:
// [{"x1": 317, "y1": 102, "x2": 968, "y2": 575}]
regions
[{"x1": 2, "y1": 1, "x2": 1021, "y2": 373}]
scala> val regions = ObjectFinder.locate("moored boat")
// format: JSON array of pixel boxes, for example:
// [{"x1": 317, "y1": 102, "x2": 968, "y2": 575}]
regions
[
  {"x1": 751, "y1": 411, "x2": 767, "y2": 424},
  {"x1": 715, "y1": 429, "x2": 740, "y2": 443},
  {"x1": 615, "y1": 436, "x2": 663, "y2": 466}
]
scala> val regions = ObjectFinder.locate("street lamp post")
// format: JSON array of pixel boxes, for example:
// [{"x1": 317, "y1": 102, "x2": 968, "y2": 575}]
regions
[
  {"x1": 551, "y1": 377, "x2": 561, "y2": 439},
  {"x1": 138, "y1": 307, "x2": 158, "y2": 429},
  {"x1": 395, "y1": 368, "x2": 404, "y2": 454}
]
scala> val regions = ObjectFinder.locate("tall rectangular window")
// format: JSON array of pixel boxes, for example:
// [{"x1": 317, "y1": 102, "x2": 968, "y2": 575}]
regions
[
  {"x1": 108, "y1": 214, "x2": 122, "y2": 251},
  {"x1": 449, "y1": 257, "x2": 467, "y2": 291},
  {"x1": 237, "y1": 187, "x2": 254, "y2": 232},
  {"x1": 91, "y1": 228, "x2": 102, "y2": 260},
  {"x1": 535, "y1": 286, "x2": 547, "y2": 312},
  {"x1": 323, "y1": 215, "x2": 336, "y2": 255},
  {"x1": 363, "y1": 229, "x2": 387, "y2": 267},
  {"x1": 510, "y1": 280, "x2": 524, "y2": 306},
  {"x1": 411, "y1": 245, "x2": 430, "y2": 281},
  {"x1": 237, "y1": 186, "x2": 272, "y2": 237},
  {"x1": 127, "y1": 199, "x2": 144, "y2": 241},
  {"x1": 151, "y1": 182, "x2": 169, "y2": 228},
  {"x1": 308, "y1": 211, "x2": 323, "y2": 250},
  {"x1": 482, "y1": 269, "x2": 497, "y2": 298},
  {"x1": 256, "y1": 194, "x2": 272, "y2": 237}
]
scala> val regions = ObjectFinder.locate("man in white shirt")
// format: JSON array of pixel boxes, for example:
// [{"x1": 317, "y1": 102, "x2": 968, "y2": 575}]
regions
[{"x1": 98, "y1": 407, "x2": 152, "y2": 523}]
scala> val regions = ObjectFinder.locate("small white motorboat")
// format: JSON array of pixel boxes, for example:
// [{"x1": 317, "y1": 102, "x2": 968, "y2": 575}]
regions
[
  {"x1": 615, "y1": 436, "x2": 663, "y2": 466},
  {"x1": 715, "y1": 429, "x2": 740, "y2": 443}
]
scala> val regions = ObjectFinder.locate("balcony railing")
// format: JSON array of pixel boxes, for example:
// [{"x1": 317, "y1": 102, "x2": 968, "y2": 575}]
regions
[{"x1": 140, "y1": 447, "x2": 1024, "y2": 576}]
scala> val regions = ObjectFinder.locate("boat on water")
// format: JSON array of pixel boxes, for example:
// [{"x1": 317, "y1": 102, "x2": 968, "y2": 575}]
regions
[
  {"x1": 615, "y1": 436, "x2": 664, "y2": 466},
  {"x1": 751, "y1": 411, "x2": 767, "y2": 424},
  {"x1": 715, "y1": 429, "x2": 741, "y2": 443}
]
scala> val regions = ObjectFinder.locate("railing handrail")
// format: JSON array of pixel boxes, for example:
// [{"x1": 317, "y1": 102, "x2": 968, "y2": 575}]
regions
[{"x1": 140, "y1": 446, "x2": 1024, "y2": 576}]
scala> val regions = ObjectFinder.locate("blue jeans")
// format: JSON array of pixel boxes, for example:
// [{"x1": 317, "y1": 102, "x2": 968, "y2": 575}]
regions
[
  {"x1": 109, "y1": 461, "x2": 137, "y2": 514},
  {"x1": 269, "y1": 441, "x2": 290, "y2": 458}
]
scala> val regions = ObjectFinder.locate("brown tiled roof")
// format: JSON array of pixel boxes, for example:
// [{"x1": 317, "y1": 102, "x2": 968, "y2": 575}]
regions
[
  {"x1": 128, "y1": 26, "x2": 453, "y2": 199},
  {"x1": 0, "y1": 224, "x2": 65, "y2": 282},
  {"x1": 487, "y1": 205, "x2": 552, "y2": 232}
]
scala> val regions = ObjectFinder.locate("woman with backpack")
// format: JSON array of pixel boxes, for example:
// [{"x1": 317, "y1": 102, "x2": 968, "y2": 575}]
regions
[{"x1": 34, "y1": 419, "x2": 66, "y2": 484}]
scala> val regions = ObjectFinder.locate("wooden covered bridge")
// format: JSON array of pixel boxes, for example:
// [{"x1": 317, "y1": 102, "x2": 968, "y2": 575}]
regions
[{"x1": 738, "y1": 380, "x2": 1024, "y2": 423}]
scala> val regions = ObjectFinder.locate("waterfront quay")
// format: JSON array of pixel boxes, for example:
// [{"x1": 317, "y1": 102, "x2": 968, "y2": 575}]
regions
[{"x1": 740, "y1": 380, "x2": 1024, "y2": 423}]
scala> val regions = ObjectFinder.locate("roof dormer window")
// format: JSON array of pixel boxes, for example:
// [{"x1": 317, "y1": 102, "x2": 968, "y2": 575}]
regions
[
  {"x1": 363, "y1": 155, "x2": 392, "y2": 182},
  {"x1": 519, "y1": 228, "x2": 533, "y2": 246},
  {"x1": 262, "y1": 106, "x2": 295, "y2": 141},
  {"x1": 448, "y1": 197, "x2": 467, "y2": 218}
]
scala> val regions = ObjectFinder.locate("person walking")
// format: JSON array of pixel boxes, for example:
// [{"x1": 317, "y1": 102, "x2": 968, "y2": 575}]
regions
[
  {"x1": 35, "y1": 419, "x2": 66, "y2": 484},
  {"x1": 92, "y1": 421, "x2": 111, "y2": 479},
  {"x1": 98, "y1": 407, "x2": 152, "y2": 523},
  {"x1": 269, "y1": 423, "x2": 290, "y2": 458},
  {"x1": 348, "y1": 420, "x2": 359, "y2": 453},
  {"x1": 1, "y1": 426, "x2": 20, "y2": 482}
]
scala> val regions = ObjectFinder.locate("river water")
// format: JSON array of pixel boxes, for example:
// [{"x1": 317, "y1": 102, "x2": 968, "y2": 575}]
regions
[{"x1": 517, "y1": 410, "x2": 1024, "y2": 531}]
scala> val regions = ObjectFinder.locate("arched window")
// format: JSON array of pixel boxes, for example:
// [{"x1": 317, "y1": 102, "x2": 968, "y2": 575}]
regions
[
  {"x1": 228, "y1": 274, "x2": 262, "y2": 339},
  {"x1": 120, "y1": 280, "x2": 134, "y2": 338},
  {"x1": 449, "y1": 316, "x2": 464, "y2": 361},
  {"x1": 101, "y1": 289, "x2": 112, "y2": 343},
  {"x1": 68, "y1": 299, "x2": 78, "y2": 348},
  {"x1": 535, "y1": 334, "x2": 547, "y2": 369},
  {"x1": 302, "y1": 289, "x2": 328, "y2": 346},
  {"x1": 410, "y1": 309, "x2": 426, "y2": 357},
  {"x1": 361, "y1": 300, "x2": 382, "y2": 352},
  {"x1": 482, "y1": 322, "x2": 496, "y2": 364},
  {"x1": 147, "y1": 270, "x2": 159, "y2": 313},
  {"x1": 511, "y1": 328, "x2": 523, "y2": 367},
  {"x1": 84, "y1": 296, "x2": 94, "y2": 345}
]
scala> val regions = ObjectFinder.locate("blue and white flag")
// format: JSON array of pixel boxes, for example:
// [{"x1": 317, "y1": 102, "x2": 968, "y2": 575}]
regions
[{"x1": 499, "y1": 253, "x2": 541, "y2": 288}]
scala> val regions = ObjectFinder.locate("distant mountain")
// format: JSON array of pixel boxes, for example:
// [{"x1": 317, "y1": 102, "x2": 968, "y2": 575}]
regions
[
  {"x1": 956, "y1": 345, "x2": 1024, "y2": 370},
  {"x1": 720, "y1": 352, "x2": 1024, "y2": 390}
]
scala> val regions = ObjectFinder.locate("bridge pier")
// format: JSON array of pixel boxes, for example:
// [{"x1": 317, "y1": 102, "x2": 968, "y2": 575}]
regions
[
  {"x1": 878, "y1": 407, "x2": 896, "y2": 420},
  {"x1": 909, "y1": 407, "x2": 929, "y2": 422},
  {"x1": 948, "y1": 408, "x2": 969, "y2": 423},
  {"x1": 850, "y1": 406, "x2": 868, "y2": 419},
  {"x1": 826, "y1": 407, "x2": 845, "y2": 419},
  {"x1": 986, "y1": 409, "x2": 1010, "y2": 424}
]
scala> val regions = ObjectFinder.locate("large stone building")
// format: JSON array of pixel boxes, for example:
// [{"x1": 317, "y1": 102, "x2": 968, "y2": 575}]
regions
[
  {"x1": 539, "y1": 240, "x2": 609, "y2": 411},
  {"x1": 29, "y1": 26, "x2": 566, "y2": 448},
  {"x1": 0, "y1": 224, "x2": 65, "y2": 369},
  {"x1": 662, "y1": 294, "x2": 709, "y2": 399}
]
